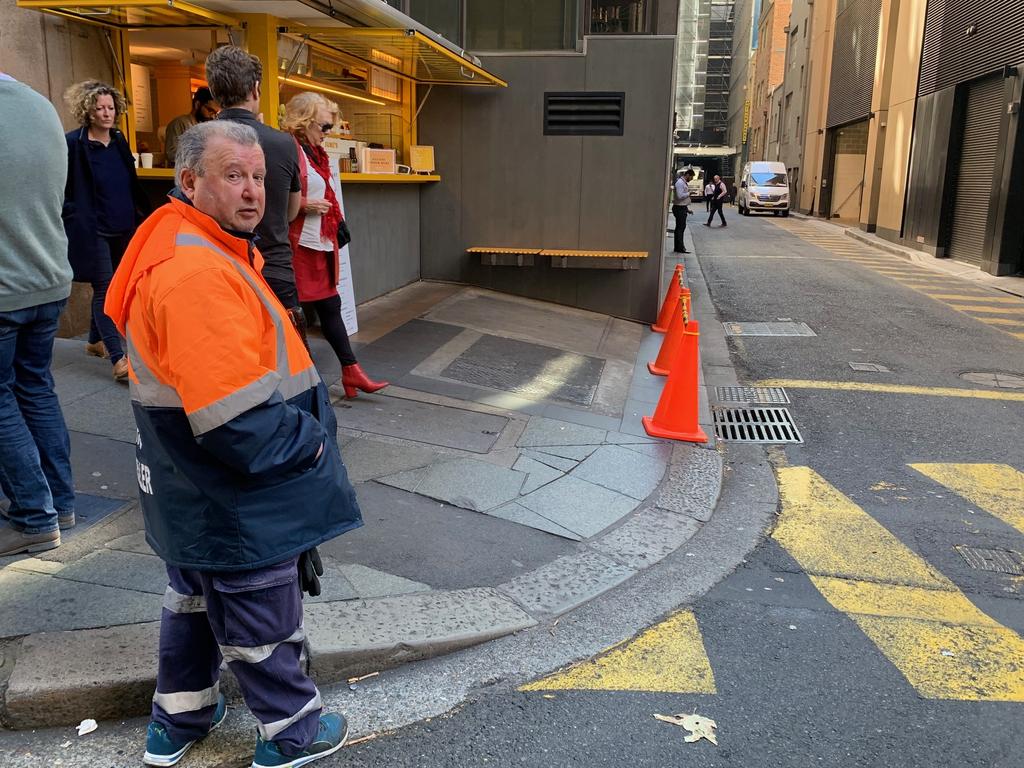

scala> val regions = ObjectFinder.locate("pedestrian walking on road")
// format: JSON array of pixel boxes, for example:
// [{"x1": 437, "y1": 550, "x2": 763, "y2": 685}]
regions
[
  {"x1": 705, "y1": 174, "x2": 728, "y2": 228},
  {"x1": 282, "y1": 92, "x2": 388, "y2": 398},
  {"x1": 63, "y1": 79, "x2": 150, "y2": 382},
  {"x1": 105, "y1": 120, "x2": 362, "y2": 768},
  {"x1": 672, "y1": 169, "x2": 694, "y2": 254},
  {"x1": 704, "y1": 180, "x2": 715, "y2": 212},
  {"x1": 206, "y1": 45, "x2": 310, "y2": 345},
  {"x1": 0, "y1": 73, "x2": 76, "y2": 557}
]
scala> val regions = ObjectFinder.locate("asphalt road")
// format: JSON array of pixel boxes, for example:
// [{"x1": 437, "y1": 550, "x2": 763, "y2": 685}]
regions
[{"x1": 330, "y1": 212, "x2": 1024, "y2": 767}]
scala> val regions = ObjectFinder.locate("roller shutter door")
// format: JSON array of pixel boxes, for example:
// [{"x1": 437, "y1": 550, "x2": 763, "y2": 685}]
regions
[{"x1": 947, "y1": 76, "x2": 1004, "y2": 267}]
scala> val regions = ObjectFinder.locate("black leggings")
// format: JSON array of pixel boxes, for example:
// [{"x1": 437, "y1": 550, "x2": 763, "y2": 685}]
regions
[{"x1": 306, "y1": 294, "x2": 357, "y2": 367}]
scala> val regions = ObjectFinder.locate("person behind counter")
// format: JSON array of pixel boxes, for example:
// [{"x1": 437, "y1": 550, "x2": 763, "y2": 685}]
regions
[
  {"x1": 162, "y1": 86, "x2": 218, "y2": 166},
  {"x1": 63, "y1": 80, "x2": 150, "y2": 382},
  {"x1": 282, "y1": 93, "x2": 388, "y2": 399}
]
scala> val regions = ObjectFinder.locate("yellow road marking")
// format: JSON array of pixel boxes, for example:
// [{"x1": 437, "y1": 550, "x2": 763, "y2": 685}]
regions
[
  {"x1": 775, "y1": 466, "x2": 1024, "y2": 701},
  {"x1": 946, "y1": 304, "x2": 1024, "y2": 314},
  {"x1": 968, "y1": 317, "x2": 1024, "y2": 326},
  {"x1": 774, "y1": 467, "x2": 950, "y2": 588},
  {"x1": 520, "y1": 610, "x2": 716, "y2": 693},
  {"x1": 910, "y1": 464, "x2": 1024, "y2": 536},
  {"x1": 926, "y1": 294, "x2": 1022, "y2": 303},
  {"x1": 758, "y1": 379, "x2": 1024, "y2": 401}
]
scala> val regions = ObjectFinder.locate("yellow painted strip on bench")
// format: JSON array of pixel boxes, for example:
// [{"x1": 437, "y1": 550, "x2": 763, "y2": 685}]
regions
[
  {"x1": 466, "y1": 247, "x2": 541, "y2": 255},
  {"x1": 540, "y1": 249, "x2": 648, "y2": 258}
]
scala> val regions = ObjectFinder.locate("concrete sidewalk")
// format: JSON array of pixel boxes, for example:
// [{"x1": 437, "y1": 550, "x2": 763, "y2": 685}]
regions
[{"x1": 0, "y1": 229, "x2": 729, "y2": 730}]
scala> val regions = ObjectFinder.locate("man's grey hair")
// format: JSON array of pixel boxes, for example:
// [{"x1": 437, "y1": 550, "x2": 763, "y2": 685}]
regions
[
  {"x1": 174, "y1": 120, "x2": 260, "y2": 187},
  {"x1": 205, "y1": 45, "x2": 262, "y2": 109}
]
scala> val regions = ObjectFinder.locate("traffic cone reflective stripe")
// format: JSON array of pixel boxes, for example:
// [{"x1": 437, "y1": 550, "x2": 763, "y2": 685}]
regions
[
  {"x1": 652, "y1": 265, "x2": 684, "y2": 333},
  {"x1": 642, "y1": 320, "x2": 708, "y2": 443},
  {"x1": 648, "y1": 288, "x2": 691, "y2": 376}
]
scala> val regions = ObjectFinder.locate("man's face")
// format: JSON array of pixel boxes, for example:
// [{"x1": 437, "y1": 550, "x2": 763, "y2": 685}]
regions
[
  {"x1": 180, "y1": 137, "x2": 266, "y2": 232},
  {"x1": 194, "y1": 100, "x2": 219, "y2": 122},
  {"x1": 684, "y1": 172, "x2": 694, "y2": 182},
  {"x1": 714, "y1": 175, "x2": 722, "y2": 183}
]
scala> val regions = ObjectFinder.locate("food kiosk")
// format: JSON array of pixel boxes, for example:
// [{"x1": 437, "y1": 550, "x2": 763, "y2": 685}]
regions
[{"x1": 15, "y1": 0, "x2": 506, "y2": 304}]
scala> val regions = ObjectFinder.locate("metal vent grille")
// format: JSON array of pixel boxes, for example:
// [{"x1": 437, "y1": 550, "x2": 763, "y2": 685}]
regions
[
  {"x1": 713, "y1": 407, "x2": 804, "y2": 443},
  {"x1": 544, "y1": 92, "x2": 625, "y2": 136},
  {"x1": 826, "y1": 0, "x2": 882, "y2": 128},
  {"x1": 715, "y1": 386, "x2": 791, "y2": 404},
  {"x1": 723, "y1": 322, "x2": 816, "y2": 336},
  {"x1": 955, "y1": 546, "x2": 1024, "y2": 575}
]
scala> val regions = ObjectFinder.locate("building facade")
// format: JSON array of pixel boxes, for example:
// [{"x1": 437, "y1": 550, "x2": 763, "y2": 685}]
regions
[
  {"x1": 726, "y1": 0, "x2": 759, "y2": 175},
  {"x1": 773, "y1": 0, "x2": 812, "y2": 197},
  {"x1": 796, "y1": 0, "x2": 1023, "y2": 275},
  {"x1": 748, "y1": 0, "x2": 791, "y2": 161},
  {"x1": 3, "y1": 0, "x2": 682, "y2": 327}
]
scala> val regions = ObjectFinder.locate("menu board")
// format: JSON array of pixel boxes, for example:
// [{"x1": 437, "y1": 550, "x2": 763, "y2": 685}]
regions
[{"x1": 130, "y1": 63, "x2": 152, "y2": 133}]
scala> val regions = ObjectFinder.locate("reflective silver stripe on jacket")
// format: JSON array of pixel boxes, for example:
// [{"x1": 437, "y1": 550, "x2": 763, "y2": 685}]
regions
[
  {"x1": 258, "y1": 691, "x2": 323, "y2": 742},
  {"x1": 153, "y1": 682, "x2": 220, "y2": 715},
  {"x1": 120, "y1": 233, "x2": 323, "y2": 434},
  {"x1": 219, "y1": 625, "x2": 305, "y2": 665},
  {"x1": 163, "y1": 586, "x2": 206, "y2": 614}
]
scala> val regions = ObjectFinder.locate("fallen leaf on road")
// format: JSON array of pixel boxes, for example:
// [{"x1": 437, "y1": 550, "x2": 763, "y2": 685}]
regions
[{"x1": 654, "y1": 713, "x2": 718, "y2": 745}]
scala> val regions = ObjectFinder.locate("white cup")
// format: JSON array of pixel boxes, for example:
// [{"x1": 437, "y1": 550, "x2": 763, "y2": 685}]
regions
[
  {"x1": 140, "y1": 153, "x2": 153, "y2": 169},
  {"x1": 132, "y1": 153, "x2": 140, "y2": 167}
]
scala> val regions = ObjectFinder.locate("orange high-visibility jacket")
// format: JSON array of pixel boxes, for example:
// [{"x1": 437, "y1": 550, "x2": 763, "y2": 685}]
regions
[{"x1": 105, "y1": 196, "x2": 361, "y2": 571}]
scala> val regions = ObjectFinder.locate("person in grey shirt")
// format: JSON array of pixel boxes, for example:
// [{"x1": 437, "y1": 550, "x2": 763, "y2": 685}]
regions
[
  {"x1": 0, "y1": 73, "x2": 76, "y2": 555},
  {"x1": 163, "y1": 86, "x2": 218, "y2": 166}
]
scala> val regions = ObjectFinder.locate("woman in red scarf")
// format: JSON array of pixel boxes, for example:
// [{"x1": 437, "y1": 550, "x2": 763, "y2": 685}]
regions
[{"x1": 283, "y1": 93, "x2": 387, "y2": 398}]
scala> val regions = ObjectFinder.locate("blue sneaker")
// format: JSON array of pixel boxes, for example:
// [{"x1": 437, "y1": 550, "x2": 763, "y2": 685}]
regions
[
  {"x1": 143, "y1": 693, "x2": 228, "y2": 766},
  {"x1": 251, "y1": 713, "x2": 349, "y2": 768}
]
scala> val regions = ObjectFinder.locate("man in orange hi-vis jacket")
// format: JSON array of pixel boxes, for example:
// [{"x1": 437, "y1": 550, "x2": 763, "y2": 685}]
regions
[{"x1": 105, "y1": 120, "x2": 361, "y2": 768}]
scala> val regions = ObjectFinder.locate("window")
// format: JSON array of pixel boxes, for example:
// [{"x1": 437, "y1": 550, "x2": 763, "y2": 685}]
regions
[
  {"x1": 409, "y1": 0, "x2": 462, "y2": 46},
  {"x1": 466, "y1": 0, "x2": 577, "y2": 51},
  {"x1": 751, "y1": 171, "x2": 787, "y2": 186},
  {"x1": 588, "y1": 0, "x2": 651, "y2": 34}
]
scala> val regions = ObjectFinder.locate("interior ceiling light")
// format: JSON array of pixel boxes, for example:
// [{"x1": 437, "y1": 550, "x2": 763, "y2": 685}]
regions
[{"x1": 280, "y1": 75, "x2": 387, "y2": 106}]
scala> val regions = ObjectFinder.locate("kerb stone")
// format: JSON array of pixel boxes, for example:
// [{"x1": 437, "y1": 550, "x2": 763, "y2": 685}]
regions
[
  {"x1": 5, "y1": 622, "x2": 159, "y2": 729},
  {"x1": 305, "y1": 588, "x2": 536, "y2": 681}
]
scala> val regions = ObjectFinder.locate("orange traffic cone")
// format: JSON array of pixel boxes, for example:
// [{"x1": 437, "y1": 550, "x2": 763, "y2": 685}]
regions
[
  {"x1": 652, "y1": 264, "x2": 684, "y2": 333},
  {"x1": 649, "y1": 295, "x2": 682, "y2": 375},
  {"x1": 642, "y1": 320, "x2": 708, "y2": 443},
  {"x1": 647, "y1": 287, "x2": 691, "y2": 376}
]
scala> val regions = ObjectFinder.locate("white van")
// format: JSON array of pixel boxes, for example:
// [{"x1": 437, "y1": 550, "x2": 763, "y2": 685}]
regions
[{"x1": 737, "y1": 161, "x2": 790, "y2": 216}]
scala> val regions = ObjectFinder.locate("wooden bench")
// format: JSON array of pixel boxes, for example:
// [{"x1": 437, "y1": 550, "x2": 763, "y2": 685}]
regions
[{"x1": 467, "y1": 247, "x2": 648, "y2": 270}]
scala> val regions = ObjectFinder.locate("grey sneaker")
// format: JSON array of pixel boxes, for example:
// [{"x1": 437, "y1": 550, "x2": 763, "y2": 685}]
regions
[
  {"x1": 0, "y1": 525, "x2": 60, "y2": 556},
  {"x1": 58, "y1": 511, "x2": 76, "y2": 530}
]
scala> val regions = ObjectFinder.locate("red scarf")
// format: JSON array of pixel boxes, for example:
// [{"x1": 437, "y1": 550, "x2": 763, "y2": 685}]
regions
[{"x1": 299, "y1": 141, "x2": 342, "y2": 246}]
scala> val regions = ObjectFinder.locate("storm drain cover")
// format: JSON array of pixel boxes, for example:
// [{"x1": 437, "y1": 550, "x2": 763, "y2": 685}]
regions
[
  {"x1": 713, "y1": 406, "x2": 803, "y2": 443},
  {"x1": 955, "y1": 546, "x2": 1024, "y2": 575},
  {"x1": 715, "y1": 386, "x2": 791, "y2": 404},
  {"x1": 959, "y1": 372, "x2": 1024, "y2": 390},
  {"x1": 724, "y1": 322, "x2": 816, "y2": 337},
  {"x1": 441, "y1": 334, "x2": 605, "y2": 406}
]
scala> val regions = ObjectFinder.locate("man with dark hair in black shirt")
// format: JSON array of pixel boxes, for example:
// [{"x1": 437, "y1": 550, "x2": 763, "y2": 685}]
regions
[{"x1": 205, "y1": 46, "x2": 307, "y2": 339}]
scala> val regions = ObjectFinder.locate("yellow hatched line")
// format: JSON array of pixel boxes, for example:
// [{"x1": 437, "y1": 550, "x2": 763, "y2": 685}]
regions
[
  {"x1": 774, "y1": 466, "x2": 1024, "y2": 701},
  {"x1": 926, "y1": 294, "x2": 1023, "y2": 303},
  {"x1": 946, "y1": 304, "x2": 1024, "y2": 314},
  {"x1": 910, "y1": 464, "x2": 1024, "y2": 536},
  {"x1": 520, "y1": 610, "x2": 716, "y2": 693},
  {"x1": 969, "y1": 317, "x2": 1024, "y2": 326},
  {"x1": 758, "y1": 378, "x2": 1024, "y2": 401}
]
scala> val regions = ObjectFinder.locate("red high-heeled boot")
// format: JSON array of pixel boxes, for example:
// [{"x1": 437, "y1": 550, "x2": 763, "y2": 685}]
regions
[{"x1": 341, "y1": 363, "x2": 389, "y2": 399}]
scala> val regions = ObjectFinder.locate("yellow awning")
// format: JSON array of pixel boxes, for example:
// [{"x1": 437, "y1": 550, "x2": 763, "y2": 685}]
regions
[
  {"x1": 15, "y1": 0, "x2": 238, "y2": 29},
  {"x1": 283, "y1": 27, "x2": 507, "y2": 88}
]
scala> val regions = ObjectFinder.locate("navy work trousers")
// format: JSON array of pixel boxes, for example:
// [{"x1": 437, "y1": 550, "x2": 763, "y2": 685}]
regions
[{"x1": 152, "y1": 557, "x2": 321, "y2": 756}]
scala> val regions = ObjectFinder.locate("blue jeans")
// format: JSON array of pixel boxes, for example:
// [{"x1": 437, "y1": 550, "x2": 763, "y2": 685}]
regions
[
  {"x1": 87, "y1": 234, "x2": 127, "y2": 365},
  {"x1": 0, "y1": 299, "x2": 74, "y2": 534}
]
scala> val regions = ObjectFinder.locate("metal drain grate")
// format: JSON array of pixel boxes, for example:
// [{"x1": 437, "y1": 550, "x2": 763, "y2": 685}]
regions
[
  {"x1": 713, "y1": 407, "x2": 803, "y2": 443},
  {"x1": 723, "y1": 322, "x2": 816, "y2": 337},
  {"x1": 955, "y1": 546, "x2": 1024, "y2": 575},
  {"x1": 715, "y1": 386, "x2": 791, "y2": 404}
]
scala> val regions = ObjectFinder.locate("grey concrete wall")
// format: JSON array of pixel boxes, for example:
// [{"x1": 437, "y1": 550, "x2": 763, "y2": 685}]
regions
[
  {"x1": 902, "y1": 87, "x2": 955, "y2": 256},
  {"x1": 343, "y1": 184, "x2": 421, "y2": 304},
  {"x1": 417, "y1": 36, "x2": 677, "y2": 323},
  {"x1": 0, "y1": 1, "x2": 116, "y2": 128}
]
